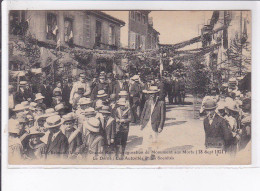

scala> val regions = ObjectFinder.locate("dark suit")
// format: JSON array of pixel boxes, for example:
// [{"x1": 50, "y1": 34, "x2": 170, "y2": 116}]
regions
[
  {"x1": 64, "y1": 128, "x2": 83, "y2": 157},
  {"x1": 204, "y1": 113, "x2": 234, "y2": 151},
  {"x1": 45, "y1": 131, "x2": 69, "y2": 158},
  {"x1": 91, "y1": 82, "x2": 109, "y2": 100},
  {"x1": 140, "y1": 98, "x2": 166, "y2": 132},
  {"x1": 39, "y1": 84, "x2": 53, "y2": 108}
]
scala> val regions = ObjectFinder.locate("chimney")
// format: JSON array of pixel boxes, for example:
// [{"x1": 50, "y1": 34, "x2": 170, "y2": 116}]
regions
[{"x1": 148, "y1": 17, "x2": 153, "y2": 26}]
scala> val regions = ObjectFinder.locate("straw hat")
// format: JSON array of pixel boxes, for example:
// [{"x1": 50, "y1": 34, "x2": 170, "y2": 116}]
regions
[
  {"x1": 78, "y1": 97, "x2": 92, "y2": 105},
  {"x1": 13, "y1": 104, "x2": 26, "y2": 112},
  {"x1": 62, "y1": 112, "x2": 76, "y2": 122},
  {"x1": 29, "y1": 102, "x2": 37, "y2": 110},
  {"x1": 202, "y1": 97, "x2": 218, "y2": 110},
  {"x1": 44, "y1": 115, "x2": 64, "y2": 129},
  {"x1": 118, "y1": 90, "x2": 128, "y2": 96},
  {"x1": 132, "y1": 75, "x2": 139, "y2": 81},
  {"x1": 26, "y1": 114, "x2": 34, "y2": 121},
  {"x1": 95, "y1": 100, "x2": 104, "y2": 109},
  {"x1": 26, "y1": 128, "x2": 45, "y2": 139},
  {"x1": 225, "y1": 100, "x2": 240, "y2": 112},
  {"x1": 97, "y1": 90, "x2": 108, "y2": 98},
  {"x1": 55, "y1": 103, "x2": 65, "y2": 112},
  {"x1": 142, "y1": 86, "x2": 160, "y2": 94},
  {"x1": 21, "y1": 101, "x2": 30, "y2": 108},
  {"x1": 81, "y1": 107, "x2": 96, "y2": 116},
  {"x1": 34, "y1": 93, "x2": 45, "y2": 101},
  {"x1": 99, "y1": 106, "x2": 111, "y2": 114},
  {"x1": 117, "y1": 98, "x2": 127, "y2": 106},
  {"x1": 19, "y1": 81, "x2": 28, "y2": 86},
  {"x1": 37, "y1": 108, "x2": 58, "y2": 120},
  {"x1": 83, "y1": 117, "x2": 100, "y2": 133},
  {"x1": 217, "y1": 101, "x2": 226, "y2": 111}
]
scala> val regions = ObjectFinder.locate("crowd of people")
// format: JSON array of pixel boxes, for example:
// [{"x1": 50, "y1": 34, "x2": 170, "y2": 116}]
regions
[
  {"x1": 8, "y1": 70, "x2": 175, "y2": 160},
  {"x1": 200, "y1": 79, "x2": 251, "y2": 154}
]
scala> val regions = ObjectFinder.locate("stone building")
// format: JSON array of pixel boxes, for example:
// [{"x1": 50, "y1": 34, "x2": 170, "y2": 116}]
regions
[
  {"x1": 128, "y1": 11, "x2": 159, "y2": 50},
  {"x1": 9, "y1": 10, "x2": 125, "y2": 50}
]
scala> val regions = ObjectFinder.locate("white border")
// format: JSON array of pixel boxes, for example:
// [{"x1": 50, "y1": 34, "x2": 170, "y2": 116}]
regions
[{"x1": 2, "y1": 0, "x2": 260, "y2": 168}]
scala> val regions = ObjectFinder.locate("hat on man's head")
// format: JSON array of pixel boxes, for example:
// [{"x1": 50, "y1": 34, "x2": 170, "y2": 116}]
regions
[
  {"x1": 143, "y1": 86, "x2": 160, "y2": 94},
  {"x1": 29, "y1": 102, "x2": 37, "y2": 110},
  {"x1": 55, "y1": 103, "x2": 65, "y2": 112},
  {"x1": 132, "y1": 75, "x2": 139, "y2": 81},
  {"x1": 225, "y1": 100, "x2": 240, "y2": 113},
  {"x1": 19, "y1": 81, "x2": 28, "y2": 86},
  {"x1": 117, "y1": 98, "x2": 127, "y2": 106},
  {"x1": 97, "y1": 90, "x2": 108, "y2": 98},
  {"x1": 83, "y1": 117, "x2": 100, "y2": 133},
  {"x1": 79, "y1": 73, "x2": 86, "y2": 78},
  {"x1": 63, "y1": 112, "x2": 76, "y2": 122},
  {"x1": 95, "y1": 100, "x2": 104, "y2": 109},
  {"x1": 202, "y1": 97, "x2": 218, "y2": 110},
  {"x1": 35, "y1": 93, "x2": 45, "y2": 101},
  {"x1": 81, "y1": 107, "x2": 96, "y2": 116},
  {"x1": 21, "y1": 101, "x2": 30, "y2": 108},
  {"x1": 78, "y1": 97, "x2": 92, "y2": 105},
  {"x1": 44, "y1": 115, "x2": 64, "y2": 129},
  {"x1": 118, "y1": 90, "x2": 128, "y2": 96},
  {"x1": 99, "y1": 106, "x2": 111, "y2": 114},
  {"x1": 13, "y1": 104, "x2": 26, "y2": 112},
  {"x1": 26, "y1": 128, "x2": 45, "y2": 139}
]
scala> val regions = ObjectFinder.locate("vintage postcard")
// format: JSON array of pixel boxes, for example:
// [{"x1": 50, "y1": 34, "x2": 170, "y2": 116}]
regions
[{"x1": 7, "y1": 9, "x2": 251, "y2": 165}]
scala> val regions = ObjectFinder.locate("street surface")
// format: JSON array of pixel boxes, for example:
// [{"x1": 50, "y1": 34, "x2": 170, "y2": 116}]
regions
[{"x1": 126, "y1": 95, "x2": 205, "y2": 152}]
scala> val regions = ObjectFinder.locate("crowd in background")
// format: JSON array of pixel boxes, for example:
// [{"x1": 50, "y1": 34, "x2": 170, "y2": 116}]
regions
[
  {"x1": 200, "y1": 78, "x2": 251, "y2": 154},
  {"x1": 9, "y1": 70, "x2": 186, "y2": 160}
]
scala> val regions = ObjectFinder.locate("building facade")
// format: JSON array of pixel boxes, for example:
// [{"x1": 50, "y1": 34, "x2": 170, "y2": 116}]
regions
[
  {"x1": 9, "y1": 10, "x2": 125, "y2": 50},
  {"x1": 128, "y1": 11, "x2": 159, "y2": 50}
]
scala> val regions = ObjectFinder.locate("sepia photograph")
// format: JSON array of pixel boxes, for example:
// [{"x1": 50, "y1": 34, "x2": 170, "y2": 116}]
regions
[{"x1": 7, "y1": 9, "x2": 251, "y2": 165}]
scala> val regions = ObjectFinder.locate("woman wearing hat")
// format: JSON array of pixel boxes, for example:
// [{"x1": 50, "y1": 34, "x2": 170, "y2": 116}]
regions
[
  {"x1": 140, "y1": 86, "x2": 166, "y2": 150},
  {"x1": 24, "y1": 128, "x2": 46, "y2": 160},
  {"x1": 62, "y1": 113, "x2": 83, "y2": 159},
  {"x1": 44, "y1": 115, "x2": 69, "y2": 159},
  {"x1": 203, "y1": 97, "x2": 235, "y2": 152}
]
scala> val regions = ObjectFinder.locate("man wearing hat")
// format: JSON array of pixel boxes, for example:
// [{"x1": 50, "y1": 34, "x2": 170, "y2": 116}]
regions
[
  {"x1": 203, "y1": 97, "x2": 234, "y2": 152},
  {"x1": 91, "y1": 74, "x2": 109, "y2": 100},
  {"x1": 80, "y1": 117, "x2": 105, "y2": 158},
  {"x1": 129, "y1": 75, "x2": 143, "y2": 123},
  {"x1": 34, "y1": 93, "x2": 47, "y2": 110},
  {"x1": 39, "y1": 79, "x2": 53, "y2": 108},
  {"x1": 55, "y1": 103, "x2": 66, "y2": 116},
  {"x1": 93, "y1": 90, "x2": 109, "y2": 108},
  {"x1": 24, "y1": 128, "x2": 46, "y2": 160},
  {"x1": 52, "y1": 90, "x2": 63, "y2": 107},
  {"x1": 140, "y1": 86, "x2": 166, "y2": 150},
  {"x1": 15, "y1": 81, "x2": 32, "y2": 104},
  {"x1": 99, "y1": 105, "x2": 116, "y2": 148},
  {"x1": 62, "y1": 113, "x2": 83, "y2": 158},
  {"x1": 44, "y1": 115, "x2": 69, "y2": 158},
  {"x1": 107, "y1": 73, "x2": 115, "y2": 95},
  {"x1": 114, "y1": 98, "x2": 132, "y2": 158},
  {"x1": 69, "y1": 73, "x2": 91, "y2": 105},
  {"x1": 113, "y1": 75, "x2": 129, "y2": 99}
]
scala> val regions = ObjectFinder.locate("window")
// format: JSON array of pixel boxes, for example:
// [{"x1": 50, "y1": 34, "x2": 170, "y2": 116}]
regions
[
  {"x1": 136, "y1": 12, "x2": 141, "y2": 22},
  {"x1": 46, "y1": 13, "x2": 58, "y2": 41},
  {"x1": 95, "y1": 20, "x2": 102, "y2": 47},
  {"x1": 108, "y1": 25, "x2": 116, "y2": 45},
  {"x1": 64, "y1": 18, "x2": 73, "y2": 45},
  {"x1": 142, "y1": 15, "x2": 146, "y2": 24}
]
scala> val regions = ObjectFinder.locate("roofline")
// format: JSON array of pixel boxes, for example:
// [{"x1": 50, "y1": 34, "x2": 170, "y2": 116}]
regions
[{"x1": 87, "y1": 11, "x2": 125, "y2": 26}]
